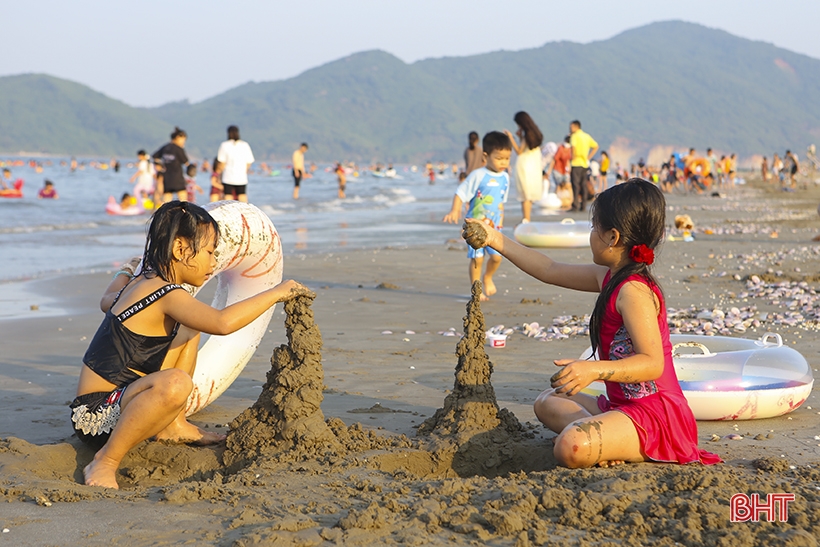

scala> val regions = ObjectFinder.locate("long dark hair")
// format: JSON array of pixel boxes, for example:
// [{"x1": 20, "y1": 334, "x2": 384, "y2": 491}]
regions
[
  {"x1": 142, "y1": 201, "x2": 219, "y2": 282},
  {"x1": 468, "y1": 131, "x2": 479, "y2": 151},
  {"x1": 513, "y1": 111, "x2": 543, "y2": 150},
  {"x1": 588, "y1": 179, "x2": 666, "y2": 356}
]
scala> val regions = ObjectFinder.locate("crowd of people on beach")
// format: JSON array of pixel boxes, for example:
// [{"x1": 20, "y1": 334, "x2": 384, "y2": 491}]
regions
[{"x1": 4, "y1": 116, "x2": 818, "y2": 490}]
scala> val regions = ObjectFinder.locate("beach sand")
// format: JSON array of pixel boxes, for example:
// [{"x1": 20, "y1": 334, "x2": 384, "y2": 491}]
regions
[{"x1": 1, "y1": 177, "x2": 819, "y2": 546}]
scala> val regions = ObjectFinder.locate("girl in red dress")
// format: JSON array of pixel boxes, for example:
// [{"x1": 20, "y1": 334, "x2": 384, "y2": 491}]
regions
[{"x1": 462, "y1": 178, "x2": 721, "y2": 468}]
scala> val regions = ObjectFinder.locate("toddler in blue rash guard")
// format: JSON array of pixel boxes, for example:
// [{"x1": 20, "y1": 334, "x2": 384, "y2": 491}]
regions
[{"x1": 443, "y1": 131, "x2": 512, "y2": 300}]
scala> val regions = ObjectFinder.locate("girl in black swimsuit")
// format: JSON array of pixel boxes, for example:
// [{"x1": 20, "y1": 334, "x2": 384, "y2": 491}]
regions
[{"x1": 73, "y1": 201, "x2": 311, "y2": 489}]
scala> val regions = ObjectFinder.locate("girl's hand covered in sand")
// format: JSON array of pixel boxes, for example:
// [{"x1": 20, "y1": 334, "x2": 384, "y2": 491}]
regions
[
  {"x1": 462, "y1": 218, "x2": 500, "y2": 250},
  {"x1": 550, "y1": 359, "x2": 599, "y2": 396},
  {"x1": 275, "y1": 280, "x2": 315, "y2": 300}
]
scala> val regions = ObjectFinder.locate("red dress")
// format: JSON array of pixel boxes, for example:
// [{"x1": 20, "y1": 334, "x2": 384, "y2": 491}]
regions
[{"x1": 596, "y1": 272, "x2": 722, "y2": 465}]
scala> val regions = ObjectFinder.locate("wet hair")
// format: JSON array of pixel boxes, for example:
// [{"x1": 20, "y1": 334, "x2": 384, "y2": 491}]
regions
[
  {"x1": 482, "y1": 131, "x2": 512, "y2": 156},
  {"x1": 570, "y1": 120, "x2": 581, "y2": 129},
  {"x1": 186, "y1": 164, "x2": 197, "y2": 177},
  {"x1": 171, "y1": 127, "x2": 187, "y2": 140},
  {"x1": 468, "y1": 131, "x2": 479, "y2": 150},
  {"x1": 227, "y1": 125, "x2": 240, "y2": 141},
  {"x1": 142, "y1": 201, "x2": 219, "y2": 283},
  {"x1": 137, "y1": 149, "x2": 146, "y2": 156},
  {"x1": 588, "y1": 179, "x2": 666, "y2": 357},
  {"x1": 44, "y1": 179, "x2": 54, "y2": 186},
  {"x1": 513, "y1": 111, "x2": 543, "y2": 150}
]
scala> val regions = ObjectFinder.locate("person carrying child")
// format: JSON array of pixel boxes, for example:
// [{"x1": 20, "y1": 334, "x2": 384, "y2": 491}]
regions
[
  {"x1": 443, "y1": 131, "x2": 511, "y2": 301},
  {"x1": 461, "y1": 179, "x2": 721, "y2": 468},
  {"x1": 71, "y1": 201, "x2": 311, "y2": 488}
]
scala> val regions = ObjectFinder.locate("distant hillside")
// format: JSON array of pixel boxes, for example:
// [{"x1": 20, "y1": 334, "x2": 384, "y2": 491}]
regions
[
  {"x1": 0, "y1": 74, "x2": 172, "y2": 156},
  {"x1": 1, "y1": 21, "x2": 819, "y2": 162}
]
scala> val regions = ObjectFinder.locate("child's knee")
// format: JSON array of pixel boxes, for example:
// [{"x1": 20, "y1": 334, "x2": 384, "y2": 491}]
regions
[
  {"x1": 533, "y1": 389, "x2": 558, "y2": 422},
  {"x1": 553, "y1": 427, "x2": 594, "y2": 469},
  {"x1": 488, "y1": 254, "x2": 502, "y2": 264},
  {"x1": 157, "y1": 369, "x2": 193, "y2": 405}
]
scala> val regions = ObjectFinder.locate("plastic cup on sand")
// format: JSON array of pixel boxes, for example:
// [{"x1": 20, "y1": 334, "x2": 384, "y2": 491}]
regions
[{"x1": 487, "y1": 333, "x2": 507, "y2": 348}]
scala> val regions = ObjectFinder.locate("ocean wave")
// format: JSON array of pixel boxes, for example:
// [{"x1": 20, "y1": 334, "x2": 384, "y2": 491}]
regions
[{"x1": 0, "y1": 221, "x2": 100, "y2": 234}]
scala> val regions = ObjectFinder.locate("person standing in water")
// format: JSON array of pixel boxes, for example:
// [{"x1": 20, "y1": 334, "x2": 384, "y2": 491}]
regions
[
  {"x1": 130, "y1": 150, "x2": 156, "y2": 202},
  {"x1": 292, "y1": 143, "x2": 308, "y2": 200},
  {"x1": 152, "y1": 127, "x2": 190, "y2": 203},
  {"x1": 505, "y1": 111, "x2": 544, "y2": 224},
  {"x1": 335, "y1": 162, "x2": 347, "y2": 199},
  {"x1": 216, "y1": 125, "x2": 255, "y2": 203},
  {"x1": 463, "y1": 131, "x2": 485, "y2": 175}
]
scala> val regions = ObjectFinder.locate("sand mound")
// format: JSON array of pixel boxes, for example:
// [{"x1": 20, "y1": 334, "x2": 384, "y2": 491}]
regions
[
  {"x1": 224, "y1": 295, "x2": 339, "y2": 467},
  {"x1": 408, "y1": 281, "x2": 545, "y2": 478},
  {"x1": 224, "y1": 295, "x2": 412, "y2": 471}
]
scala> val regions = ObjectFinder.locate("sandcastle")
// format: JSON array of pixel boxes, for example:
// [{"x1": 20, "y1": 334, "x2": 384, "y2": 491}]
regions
[
  {"x1": 416, "y1": 281, "x2": 528, "y2": 476},
  {"x1": 223, "y1": 295, "x2": 338, "y2": 467},
  {"x1": 224, "y1": 281, "x2": 539, "y2": 478}
]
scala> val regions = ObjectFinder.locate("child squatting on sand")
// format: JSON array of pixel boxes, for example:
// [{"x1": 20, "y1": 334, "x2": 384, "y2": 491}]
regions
[
  {"x1": 71, "y1": 201, "x2": 311, "y2": 489},
  {"x1": 443, "y1": 131, "x2": 512, "y2": 301},
  {"x1": 462, "y1": 179, "x2": 722, "y2": 468}
]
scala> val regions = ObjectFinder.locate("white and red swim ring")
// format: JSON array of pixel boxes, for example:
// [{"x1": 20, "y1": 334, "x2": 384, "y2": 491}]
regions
[{"x1": 179, "y1": 201, "x2": 284, "y2": 415}]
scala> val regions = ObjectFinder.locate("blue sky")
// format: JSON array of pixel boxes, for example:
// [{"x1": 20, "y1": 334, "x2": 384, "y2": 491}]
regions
[{"x1": 2, "y1": 0, "x2": 818, "y2": 107}]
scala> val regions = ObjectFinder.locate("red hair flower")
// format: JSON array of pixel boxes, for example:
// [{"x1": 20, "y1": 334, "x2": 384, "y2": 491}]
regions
[{"x1": 629, "y1": 244, "x2": 654, "y2": 265}]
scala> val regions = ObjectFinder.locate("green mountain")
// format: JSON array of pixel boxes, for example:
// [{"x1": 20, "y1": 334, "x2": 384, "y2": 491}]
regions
[
  {"x1": 1, "y1": 21, "x2": 818, "y2": 161},
  {"x1": 0, "y1": 74, "x2": 172, "y2": 156}
]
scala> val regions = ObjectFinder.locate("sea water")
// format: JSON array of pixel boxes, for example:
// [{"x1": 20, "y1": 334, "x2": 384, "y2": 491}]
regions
[{"x1": 0, "y1": 159, "x2": 463, "y2": 283}]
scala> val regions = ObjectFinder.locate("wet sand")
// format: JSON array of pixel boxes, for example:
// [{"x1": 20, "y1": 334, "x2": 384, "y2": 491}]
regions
[{"x1": 1, "y1": 176, "x2": 820, "y2": 546}]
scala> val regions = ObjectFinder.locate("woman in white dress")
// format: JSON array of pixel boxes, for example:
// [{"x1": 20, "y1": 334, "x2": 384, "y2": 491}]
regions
[{"x1": 505, "y1": 111, "x2": 544, "y2": 223}]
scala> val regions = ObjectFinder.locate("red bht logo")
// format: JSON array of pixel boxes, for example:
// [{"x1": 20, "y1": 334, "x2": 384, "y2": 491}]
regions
[{"x1": 731, "y1": 493, "x2": 795, "y2": 522}]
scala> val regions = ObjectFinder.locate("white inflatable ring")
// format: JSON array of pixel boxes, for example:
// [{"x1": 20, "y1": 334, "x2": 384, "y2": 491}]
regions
[
  {"x1": 580, "y1": 333, "x2": 814, "y2": 420},
  {"x1": 514, "y1": 218, "x2": 591, "y2": 248},
  {"x1": 182, "y1": 201, "x2": 284, "y2": 415}
]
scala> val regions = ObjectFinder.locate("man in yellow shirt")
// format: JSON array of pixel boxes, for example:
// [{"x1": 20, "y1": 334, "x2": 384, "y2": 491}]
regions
[{"x1": 569, "y1": 120, "x2": 598, "y2": 212}]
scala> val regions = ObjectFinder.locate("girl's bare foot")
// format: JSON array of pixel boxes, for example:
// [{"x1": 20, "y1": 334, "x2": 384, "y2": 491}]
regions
[
  {"x1": 480, "y1": 293, "x2": 490, "y2": 302},
  {"x1": 84, "y1": 454, "x2": 121, "y2": 489},
  {"x1": 483, "y1": 276, "x2": 497, "y2": 297},
  {"x1": 597, "y1": 460, "x2": 626, "y2": 468},
  {"x1": 154, "y1": 419, "x2": 226, "y2": 445}
]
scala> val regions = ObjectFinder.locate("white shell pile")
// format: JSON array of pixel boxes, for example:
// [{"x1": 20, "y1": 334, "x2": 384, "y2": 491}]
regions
[
  {"x1": 486, "y1": 315, "x2": 591, "y2": 342},
  {"x1": 667, "y1": 275, "x2": 820, "y2": 335},
  {"x1": 740, "y1": 276, "x2": 820, "y2": 330},
  {"x1": 667, "y1": 305, "x2": 761, "y2": 336}
]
